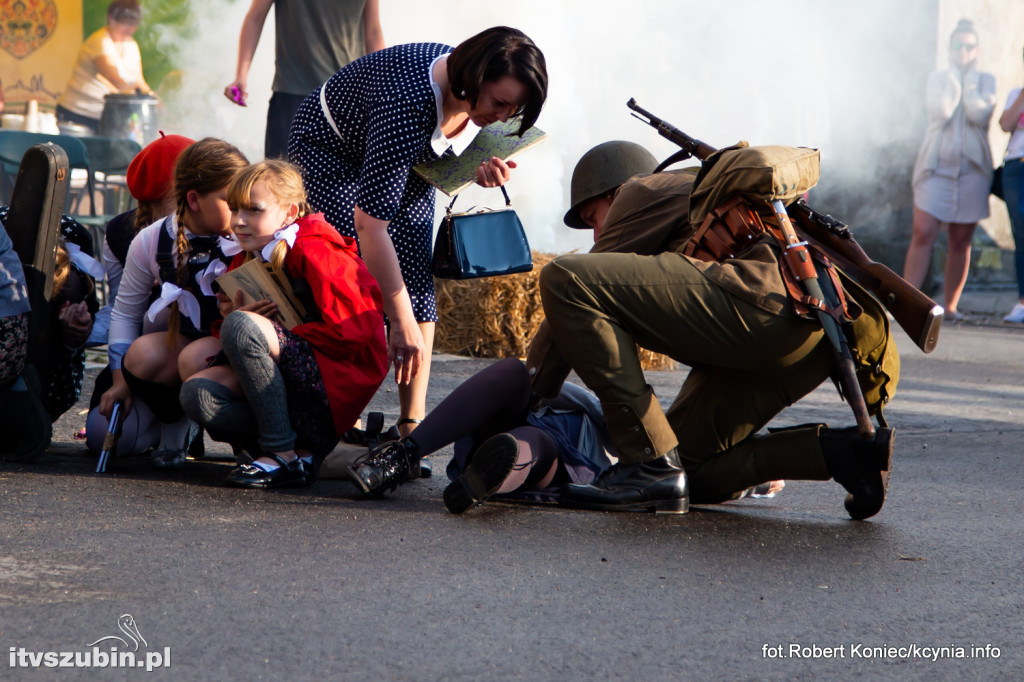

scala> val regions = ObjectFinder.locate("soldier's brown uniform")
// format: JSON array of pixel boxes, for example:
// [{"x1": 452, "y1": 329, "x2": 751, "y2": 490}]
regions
[{"x1": 531, "y1": 169, "x2": 886, "y2": 504}]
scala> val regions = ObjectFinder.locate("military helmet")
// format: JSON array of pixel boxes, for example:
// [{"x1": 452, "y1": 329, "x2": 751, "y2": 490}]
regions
[{"x1": 563, "y1": 140, "x2": 657, "y2": 228}]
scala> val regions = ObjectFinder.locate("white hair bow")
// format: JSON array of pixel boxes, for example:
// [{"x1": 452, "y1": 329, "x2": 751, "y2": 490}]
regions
[
  {"x1": 218, "y1": 235, "x2": 243, "y2": 257},
  {"x1": 260, "y1": 223, "x2": 300, "y2": 262},
  {"x1": 146, "y1": 282, "x2": 201, "y2": 328},
  {"x1": 64, "y1": 242, "x2": 106, "y2": 280}
]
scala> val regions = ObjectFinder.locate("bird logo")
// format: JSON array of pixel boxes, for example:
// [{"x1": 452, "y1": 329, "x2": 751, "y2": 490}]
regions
[{"x1": 87, "y1": 614, "x2": 148, "y2": 652}]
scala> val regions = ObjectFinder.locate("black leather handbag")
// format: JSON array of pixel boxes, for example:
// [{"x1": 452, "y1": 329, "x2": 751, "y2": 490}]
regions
[{"x1": 432, "y1": 186, "x2": 533, "y2": 279}]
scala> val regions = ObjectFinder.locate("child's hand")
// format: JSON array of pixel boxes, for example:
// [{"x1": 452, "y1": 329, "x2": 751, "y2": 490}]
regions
[
  {"x1": 239, "y1": 299, "x2": 278, "y2": 319},
  {"x1": 216, "y1": 291, "x2": 236, "y2": 318},
  {"x1": 99, "y1": 372, "x2": 133, "y2": 420},
  {"x1": 58, "y1": 300, "x2": 93, "y2": 348}
]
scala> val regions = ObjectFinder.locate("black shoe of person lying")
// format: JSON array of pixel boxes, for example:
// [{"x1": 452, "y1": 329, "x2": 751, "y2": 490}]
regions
[
  {"x1": 395, "y1": 418, "x2": 430, "y2": 478},
  {"x1": 821, "y1": 426, "x2": 894, "y2": 520},
  {"x1": 557, "y1": 448, "x2": 689, "y2": 514},
  {"x1": 224, "y1": 453, "x2": 310, "y2": 489},
  {"x1": 443, "y1": 433, "x2": 520, "y2": 514},
  {"x1": 347, "y1": 438, "x2": 420, "y2": 497}
]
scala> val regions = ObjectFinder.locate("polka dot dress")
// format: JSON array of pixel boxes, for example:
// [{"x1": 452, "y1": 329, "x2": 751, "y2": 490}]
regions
[{"x1": 289, "y1": 42, "x2": 453, "y2": 323}]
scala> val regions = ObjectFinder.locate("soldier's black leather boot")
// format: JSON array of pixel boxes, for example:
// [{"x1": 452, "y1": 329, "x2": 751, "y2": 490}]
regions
[
  {"x1": 821, "y1": 426, "x2": 894, "y2": 520},
  {"x1": 557, "y1": 448, "x2": 689, "y2": 514}
]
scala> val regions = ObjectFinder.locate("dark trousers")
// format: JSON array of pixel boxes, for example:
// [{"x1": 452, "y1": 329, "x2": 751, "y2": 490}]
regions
[{"x1": 266, "y1": 91, "x2": 310, "y2": 160}]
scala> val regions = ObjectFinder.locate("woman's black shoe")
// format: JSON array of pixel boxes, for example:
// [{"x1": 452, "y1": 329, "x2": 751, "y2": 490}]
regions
[
  {"x1": 396, "y1": 418, "x2": 429, "y2": 478},
  {"x1": 347, "y1": 438, "x2": 419, "y2": 496},
  {"x1": 443, "y1": 433, "x2": 519, "y2": 514},
  {"x1": 225, "y1": 453, "x2": 310, "y2": 489}
]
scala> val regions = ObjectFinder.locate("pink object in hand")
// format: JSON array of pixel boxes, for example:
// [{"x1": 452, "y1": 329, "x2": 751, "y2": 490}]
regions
[{"x1": 231, "y1": 86, "x2": 246, "y2": 106}]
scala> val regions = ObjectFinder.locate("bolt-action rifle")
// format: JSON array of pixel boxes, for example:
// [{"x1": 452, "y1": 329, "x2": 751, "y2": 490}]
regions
[{"x1": 627, "y1": 98, "x2": 943, "y2": 355}]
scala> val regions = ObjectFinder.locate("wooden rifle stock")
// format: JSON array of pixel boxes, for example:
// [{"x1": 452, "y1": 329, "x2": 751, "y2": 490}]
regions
[
  {"x1": 627, "y1": 98, "x2": 943, "y2": 353},
  {"x1": 787, "y1": 201, "x2": 943, "y2": 353}
]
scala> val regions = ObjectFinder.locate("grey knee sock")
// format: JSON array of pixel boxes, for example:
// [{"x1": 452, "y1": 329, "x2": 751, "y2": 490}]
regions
[
  {"x1": 220, "y1": 312, "x2": 296, "y2": 452},
  {"x1": 180, "y1": 378, "x2": 257, "y2": 437}
]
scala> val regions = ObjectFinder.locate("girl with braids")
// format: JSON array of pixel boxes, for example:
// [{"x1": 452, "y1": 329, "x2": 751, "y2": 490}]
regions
[
  {"x1": 98, "y1": 138, "x2": 248, "y2": 469},
  {"x1": 178, "y1": 160, "x2": 387, "y2": 489}
]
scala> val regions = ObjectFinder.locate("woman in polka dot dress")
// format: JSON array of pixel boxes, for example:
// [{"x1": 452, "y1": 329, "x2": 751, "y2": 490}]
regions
[{"x1": 289, "y1": 26, "x2": 547, "y2": 465}]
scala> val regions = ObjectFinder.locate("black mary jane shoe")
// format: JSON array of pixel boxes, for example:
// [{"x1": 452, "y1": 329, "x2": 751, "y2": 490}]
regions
[{"x1": 225, "y1": 453, "x2": 310, "y2": 489}]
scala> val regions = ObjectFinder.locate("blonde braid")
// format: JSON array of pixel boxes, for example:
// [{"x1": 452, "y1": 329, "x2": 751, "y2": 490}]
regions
[{"x1": 269, "y1": 239, "x2": 290, "y2": 280}]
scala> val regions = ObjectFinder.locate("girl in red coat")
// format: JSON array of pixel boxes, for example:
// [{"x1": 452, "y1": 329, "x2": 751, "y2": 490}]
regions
[{"x1": 179, "y1": 160, "x2": 388, "y2": 488}]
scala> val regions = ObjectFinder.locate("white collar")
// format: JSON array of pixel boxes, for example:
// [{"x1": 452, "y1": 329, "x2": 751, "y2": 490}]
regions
[{"x1": 428, "y1": 53, "x2": 480, "y2": 157}]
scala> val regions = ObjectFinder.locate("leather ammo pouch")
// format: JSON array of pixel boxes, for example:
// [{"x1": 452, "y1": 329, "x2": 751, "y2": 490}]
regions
[
  {"x1": 685, "y1": 195, "x2": 851, "y2": 320},
  {"x1": 684, "y1": 195, "x2": 766, "y2": 262}
]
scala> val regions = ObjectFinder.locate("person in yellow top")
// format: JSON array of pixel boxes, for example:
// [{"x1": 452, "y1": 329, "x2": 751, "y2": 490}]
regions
[{"x1": 56, "y1": 0, "x2": 154, "y2": 134}]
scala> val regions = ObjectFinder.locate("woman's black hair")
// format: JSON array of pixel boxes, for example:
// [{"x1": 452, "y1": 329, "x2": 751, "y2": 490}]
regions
[
  {"x1": 448, "y1": 26, "x2": 548, "y2": 136},
  {"x1": 107, "y1": 0, "x2": 143, "y2": 27},
  {"x1": 950, "y1": 18, "x2": 978, "y2": 45}
]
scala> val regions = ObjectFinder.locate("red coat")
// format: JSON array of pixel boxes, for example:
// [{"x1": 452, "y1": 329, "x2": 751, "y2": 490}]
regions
[{"x1": 229, "y1": 213, "x2": 388, "y2": 435}]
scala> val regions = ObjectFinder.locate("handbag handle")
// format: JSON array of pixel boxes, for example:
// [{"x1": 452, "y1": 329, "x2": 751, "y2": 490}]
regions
[{"x1": 445, "y1": 184, "x2": 512, "y2": 214}]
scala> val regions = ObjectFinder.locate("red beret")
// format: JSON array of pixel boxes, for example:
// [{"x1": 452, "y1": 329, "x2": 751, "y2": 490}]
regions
[{"x1": 126, "y1": 131, "x2": 194, "y2": 202}]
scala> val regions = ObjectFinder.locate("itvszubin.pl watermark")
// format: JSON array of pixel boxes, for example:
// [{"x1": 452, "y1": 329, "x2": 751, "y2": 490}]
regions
[{"x1": 9, "y1": 614, "x2": 170, "y2": 672}]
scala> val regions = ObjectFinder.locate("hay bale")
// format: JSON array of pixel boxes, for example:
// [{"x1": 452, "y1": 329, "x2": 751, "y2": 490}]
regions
[{"x1": 434, "y1": 251, "x2": 675, "y2": 371}]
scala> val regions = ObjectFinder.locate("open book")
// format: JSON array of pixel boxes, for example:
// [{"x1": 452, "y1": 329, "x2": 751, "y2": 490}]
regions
[
  {"x1": 413, "y1": 119, "x2": 547, "y2": 196},
  {"x1": 215, "y1": 258, "x2": 306, "y2": 330}
]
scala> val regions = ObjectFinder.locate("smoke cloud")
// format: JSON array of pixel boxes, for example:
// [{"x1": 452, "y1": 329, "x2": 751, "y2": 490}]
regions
[{"x1": 158, "y1": 0, "x2": 939, "y2": 256}]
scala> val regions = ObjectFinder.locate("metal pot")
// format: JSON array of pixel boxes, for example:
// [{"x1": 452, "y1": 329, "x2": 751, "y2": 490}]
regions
[
  {"x1": 57, "y1": 122, "x2": 93, "y2": 137},
  {"x1": 99, "y1": 93, "x2": 158, "y2": 144}
]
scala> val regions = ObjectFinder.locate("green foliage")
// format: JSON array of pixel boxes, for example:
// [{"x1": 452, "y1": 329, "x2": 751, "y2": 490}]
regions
[{"x1": 81, "y1": 0, "x2": 205, "y2": 89}]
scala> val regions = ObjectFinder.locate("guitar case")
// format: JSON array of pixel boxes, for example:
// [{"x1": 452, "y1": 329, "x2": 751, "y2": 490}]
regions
[{"x1": 1, "y1": 143, "x2": 69, "y2": 461}]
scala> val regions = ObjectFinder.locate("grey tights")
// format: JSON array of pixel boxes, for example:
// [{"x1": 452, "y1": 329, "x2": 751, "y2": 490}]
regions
[{"x1": 212, "y1": 311, "x2": 295, "y2": 452}]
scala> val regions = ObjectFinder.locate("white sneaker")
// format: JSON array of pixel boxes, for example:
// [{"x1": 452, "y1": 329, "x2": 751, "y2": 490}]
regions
[{"x1": 1003, "y1": 302, "x2": 1024, "y2": 323}]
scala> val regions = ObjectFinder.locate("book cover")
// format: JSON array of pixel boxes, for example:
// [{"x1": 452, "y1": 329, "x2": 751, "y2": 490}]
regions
[
  {"x1": 215, "y1": 258, "x2": 305, "y2": 330},
  {"x1": 413, "y1": 119, "x2": 547, "y2": 196}
]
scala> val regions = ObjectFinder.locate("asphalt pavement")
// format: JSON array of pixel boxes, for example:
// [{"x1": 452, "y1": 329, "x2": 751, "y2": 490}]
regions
[{"x1": 2, "y1": 290, "x2": 1023, "y2": 681}]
